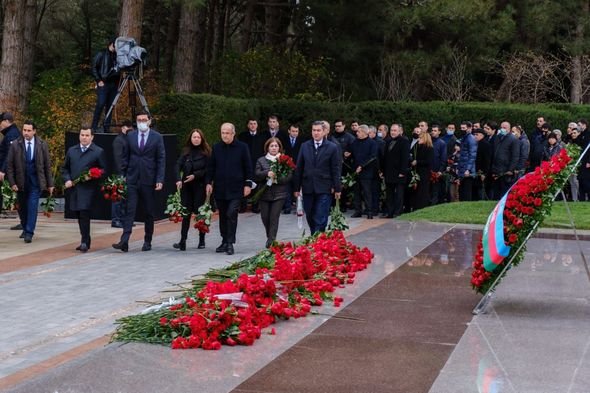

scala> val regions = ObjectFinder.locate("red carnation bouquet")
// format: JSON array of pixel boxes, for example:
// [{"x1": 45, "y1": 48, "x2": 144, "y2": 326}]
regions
[
  {"x1": 194, "y1": 195, "x2": 213, "y2": 234},
  {"x1": 102, "y1": 175, "x2": 127, "y2": 202},
  {"x1": 73, "y1": 167, "x2": 103, "y2": 185},
  {"x1": 252, "y1": 154, "x2": 296, "y2": 202}
]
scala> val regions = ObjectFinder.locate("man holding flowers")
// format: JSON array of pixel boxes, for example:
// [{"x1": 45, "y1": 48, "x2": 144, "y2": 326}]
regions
[{"x1": 62, "y1": 126, "x2": 106, "y2": 252}]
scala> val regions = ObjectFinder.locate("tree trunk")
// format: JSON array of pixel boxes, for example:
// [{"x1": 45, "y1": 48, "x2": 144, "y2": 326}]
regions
[
  {"x1": 570, "y1": 1, "x2": 589, "y2": 103},
  {"x1": 0, "y1": 0, "x2": 25, "y2": 112},
  {"x1": 240, "y1": 0, "x2": 256, "y2": 52},
  {"x1": 150, "y1": 0, "x2": 163, "y2": 73},
  {"x1": 163, "y1": 1, "x2": 180, "y2": 80},
  {"x1": 194, "y1": 9, "x2": 207, "y2": 91},
  {"x1": 119, "y1": 0, "x2": 145, "y2": 43},
  {"x1": 264, "y1": 0, "x2": 285, "y2": 47},
  {"x1": 173, "y1": 2, "x2": 200, "y2": 93},
  {"x1": 19, "y1": 0, "x2": 37, "y2": 111}
]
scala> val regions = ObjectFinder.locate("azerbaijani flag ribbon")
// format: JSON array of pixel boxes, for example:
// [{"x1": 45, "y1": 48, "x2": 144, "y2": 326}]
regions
[{"x1": 482, "y1": 192, "x2": 511, "y2": 272}]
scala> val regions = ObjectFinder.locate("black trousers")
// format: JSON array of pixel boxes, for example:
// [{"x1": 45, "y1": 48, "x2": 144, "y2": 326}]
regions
[
  {"x1": 354, "y1": 178, "x2": 373, "y2": 214},
  {"x1": 259, "y1": 198, "x2": 285, "y2": 241},
  {"x1": 459, "y1": 177, "x2": 473, "y2": 201},
  {"x1": 217, "y1": 198, "x2": 240, "y2": 244},
  {"x1": 75, "y1": 210, "x2": 91, "y2": 246},
  {"x1": 180, "y1": 183, "x2": 206, "y2": 240},
  {"x1": 386, "y1": 182, "x2": 405, "y2": 216},
  {"x1": 121, "y1": 184, "x2": 156, "y2": 243}
]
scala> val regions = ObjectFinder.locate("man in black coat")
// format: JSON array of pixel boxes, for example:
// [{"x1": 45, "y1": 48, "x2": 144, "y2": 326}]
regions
[
  {"x1": 111, "y1": 120, "x2": 132, "y2": 228},
  {"x1": 491, "y1": 121, "x2": 519, "y2": 199},
  {"x1": 282, "y1": 123, "x2": 305, "y2": 214},
  {"x1": 206, "y1": 122, "x2": 253, "y2": 255},
  {"x1": 238, "y1": 118, "x2": 265, "y2": 213},
  {"x1": 261, "y1": 115, "x2": 289, "y2": 147},
  {"x1": 0, "y1": 112, "x2": 21, "y2": 222},
  {"x1": 113, "y1": 111, "x2": 166, "y2": 252},
  {"x1": 381, "y1": 124, "x2": 410, "y2": 218},
  {"x1": 330, "y1": 119, "x2": 356, "y2": 212},
  {"x1": 369, "y1": 126, "x2": 386, "y2": 215},
  {"x1": 293, "y1": 121, "x2": 342, "y2": 234},
  {"x1": 91, "y1": 38, "x2": 119, "y2": 133},
  {"x1": 349, "y1": 125, "x2": 378, "y2": 219},
  {"x1": 472, "y1": 128, "x2": 492, "y2": 200},
  {"x1": 62, "y1": 127, "x2": 107, "y2": 252}
]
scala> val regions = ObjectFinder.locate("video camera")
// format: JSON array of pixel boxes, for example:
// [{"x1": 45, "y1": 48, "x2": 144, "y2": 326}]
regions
[{"x1": 114, "y1": 36, "x2": 147, "y2": 72}]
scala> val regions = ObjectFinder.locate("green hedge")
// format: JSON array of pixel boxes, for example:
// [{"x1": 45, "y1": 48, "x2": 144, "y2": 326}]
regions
[{"x1": 154, "y1": 94, "x2": 590, "y2": 144}]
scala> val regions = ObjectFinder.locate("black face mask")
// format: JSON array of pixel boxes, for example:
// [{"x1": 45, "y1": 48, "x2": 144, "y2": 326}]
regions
[{"x1": 412, "y1": 133, "x2": 419, "y2": 139}]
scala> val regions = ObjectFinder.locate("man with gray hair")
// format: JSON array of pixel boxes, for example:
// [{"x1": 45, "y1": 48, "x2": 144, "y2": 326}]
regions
[{"x1": 206, "y1": 122, "x2": 253, "y2": 255}]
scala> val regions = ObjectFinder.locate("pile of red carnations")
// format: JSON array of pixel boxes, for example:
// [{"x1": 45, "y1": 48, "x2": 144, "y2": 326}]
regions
[
  {"x1": 471, "y1": 145, "x2": 580, "y2": 294},
  {"x1": 114, "y1": 231, "x2": 373, "y2": 349}
]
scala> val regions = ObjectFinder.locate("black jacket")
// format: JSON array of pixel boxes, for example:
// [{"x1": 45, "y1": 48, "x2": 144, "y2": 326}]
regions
[
  {"x1": 0, "y1": 123, "x2": 20, "y2": 172},
  {"x1": 238, "y1": 131, "x2": 266, "y2": 170},
  {"x1": 475, "y1": 139, "x2": 492, "y2": 174},
  {"x1": 112, "y1": 132, "x2": 129, "y2": 175},
  {"x1": 382, "y1": 136, "x2": 410, "y2": 184},
  {"x1": 91, "y1": 48, "x2": 119, "y2": 83},
  {"x1": 491, "y1": 133, "x2": 519, "y2": 175},
  {"x1": 349, "y1": 137, "x2": 378, "y2": 180},
  {"x1": 206, "y1": 139, "x2": 253, "y2": 200},
  {"x1": 62, "y1": 144, "x2": 107, "y2": 211}
]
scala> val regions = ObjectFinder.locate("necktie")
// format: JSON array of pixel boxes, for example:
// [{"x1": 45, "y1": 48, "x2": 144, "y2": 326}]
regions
[
  {"x1": 140, "y1": 133, "x2": 145, "y2": 151},
  {"x1": 26, "y1": 142, "x2": 32, "y2": 162},
  {"x1": 81, "y1": 146, "x2": 87, "y2": 153},
  {"x1": 291, "y1": 137, "x2": 295, "y2": 147}
]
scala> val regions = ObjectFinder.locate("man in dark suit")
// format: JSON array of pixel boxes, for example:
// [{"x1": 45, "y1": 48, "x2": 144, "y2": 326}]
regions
[
  {"x1": 206, "y1": 122, "x2": 253, "y2": 255},
  {"x1": 6, "y1": 120, "x2": 54, "y2": 243},
  {"x1": 238, "y1": 118, "x2": 265, "y2": 213},
  {"x1": 62, "y1": 126, "x2": 107, "y2": 252},
  {"x1": 282, "y1": 123, "x2": 305, "y2": 214},
  {"x1": 261, "y1": 114, "x2": 289, "y2": 147},
  {"x1": 381, "y1": 123, "x2": 410, "y2": 218},
  {"x1": 113, "y1": 111, "x2": 165, "y2": 252},
  {"x1": 293, "y1": 121, "x2": 342, "y2": 234},
  {"x1": 472, "y1": 128, "x2": 492, "y2": 200}
]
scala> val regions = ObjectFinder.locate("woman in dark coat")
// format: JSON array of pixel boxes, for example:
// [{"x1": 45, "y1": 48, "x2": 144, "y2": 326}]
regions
[
  {"x1": 255, "y1": 137, "x2": 292, "y2": 248},
  {"x1": 411, "y1": 132, "x2": 434, "y2": 210},
  {"x1": 173, "y1": 129, "x2": 210, "y2": 251}
]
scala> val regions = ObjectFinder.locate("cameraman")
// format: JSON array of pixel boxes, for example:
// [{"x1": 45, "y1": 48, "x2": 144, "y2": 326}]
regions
[{"x1": 91, "y1": 38, "x2": 119, "y2": 133}]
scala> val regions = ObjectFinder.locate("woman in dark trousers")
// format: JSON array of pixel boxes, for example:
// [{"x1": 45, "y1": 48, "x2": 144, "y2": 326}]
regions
[
  {"x1": 412, "y1": 132, "x2": 434, "y2": 210},
  {"x1": 255, "y1": 137, "x2": 292, "y2": 248},
  {"x1": 173, "y1": 129, "x2": 210, "y2": 250}
]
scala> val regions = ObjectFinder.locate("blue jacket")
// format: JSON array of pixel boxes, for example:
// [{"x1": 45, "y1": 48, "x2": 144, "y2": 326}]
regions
[
  {"x1": 457, "y1": 133, "x2": 477, "y2": 177},
  {"x1": 431, "y1": 137, "x2": 447, "y2": 172},
  {"x1": 206, "y1": 139, "x2": 253, "y2": 200},
  {"x1": 294, "y1": 139, "x2": 342, "y2": 194},
  {"x1": 124, "y1": 129, "x2": 166, "y2": 186}
]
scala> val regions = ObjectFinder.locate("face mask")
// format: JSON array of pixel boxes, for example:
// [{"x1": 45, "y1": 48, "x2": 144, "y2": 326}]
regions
[
  {"x1": 498, "y1": 128, "x2": 507, "y2": 136},
  {"x1": 377, "y1": 132, "x2": 383, "y2": 138},
  {"x1": 137, "y1": 122, "x2": 149, "y2": 132},
  {"x1": 446, "y1": 130, "x2": 454, "y2": 135}
]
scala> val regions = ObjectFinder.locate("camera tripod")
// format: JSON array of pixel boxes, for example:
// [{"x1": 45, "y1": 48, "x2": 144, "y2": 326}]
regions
[{"x1": 103, "y1": 69, "x2": 150, "y2": 130}]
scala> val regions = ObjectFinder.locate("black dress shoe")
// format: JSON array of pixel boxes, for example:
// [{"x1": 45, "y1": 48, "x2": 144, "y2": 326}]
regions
[
  {"x1": 11, "y1": 223, "x2": 23, "y2": 230},
  {"x1": 367, "y1": 214, "x2": 373, "y2": 219},
  {"x1": 112, "y1": 242, "x2": 128, "y2": 252},
  {"x1": 111, "y1": 221, "x2": 123, "y2": 228},
  {"x1": 79, "y1": 243, "x2": 88, "y2": 253},
  {"x1": 380, "y1": 213, "x2": 393, "y2": 218},
  {"x1": 173, "y1": 241, "x2": 186, "y2": 251},
  {"x1": 215, "y1": 243, "x2": 228, "y2": 253},
  {"x1": 226, "y1": 243, "x2": 234, "y2": 255},
  {"x1": 265, "y1": 239, "x2": 273, "y2": 248},
  {"x1": 19, "y1": 231, "x2": 25, "y2": 239},
  {"x1": 351, "y1": 212, "x2": 363, "y2": 218},
  {"x1": 24, "y1": 235, "x2": 32, "y2": 243},
  {"x1": 141, "y1": 242, "x2": 152, "y2": 251}
]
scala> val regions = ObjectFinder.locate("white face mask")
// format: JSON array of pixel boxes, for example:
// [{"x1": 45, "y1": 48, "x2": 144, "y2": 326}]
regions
[
  {"x1": 377, "y1": 132, "x2": 383, "y2": 138},
  {"x1": 137, "y1": 122, "x2": 149, "y2": 132}
]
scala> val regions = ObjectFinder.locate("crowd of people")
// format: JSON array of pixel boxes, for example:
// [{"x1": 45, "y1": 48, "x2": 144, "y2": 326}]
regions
[{"x1": 1, "y1": 111, "x2": 588, "y2": 253}]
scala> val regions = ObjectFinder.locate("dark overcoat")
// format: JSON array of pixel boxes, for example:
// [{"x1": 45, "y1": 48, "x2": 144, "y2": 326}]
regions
[
  {"x1": 293, "y1": 139, "x2": 342, "y2": 194},
  {"x1": 124, "y1": 129, "x2": 166, "y2": 186},
  {"x1": 62, "y1": 143, "x2": 107, "y2": 211},
  {"x1": 206, "y1": 139, "x2": 253, "y2": 200},
  {"x1": 382, "y1": 136, "x2": 410, "y2": 184},
  {"x1": 254, "y1": 155, "x2": 292, "y2": 201}
]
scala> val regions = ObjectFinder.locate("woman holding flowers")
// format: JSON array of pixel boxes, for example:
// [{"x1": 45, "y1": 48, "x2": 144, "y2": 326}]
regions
[
  {"x1": 173, "y1": 129, "x2": 210, "y2": 251},
  {"x1": 255, "y1": 137, "x2": 294, "y2": 248}
]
